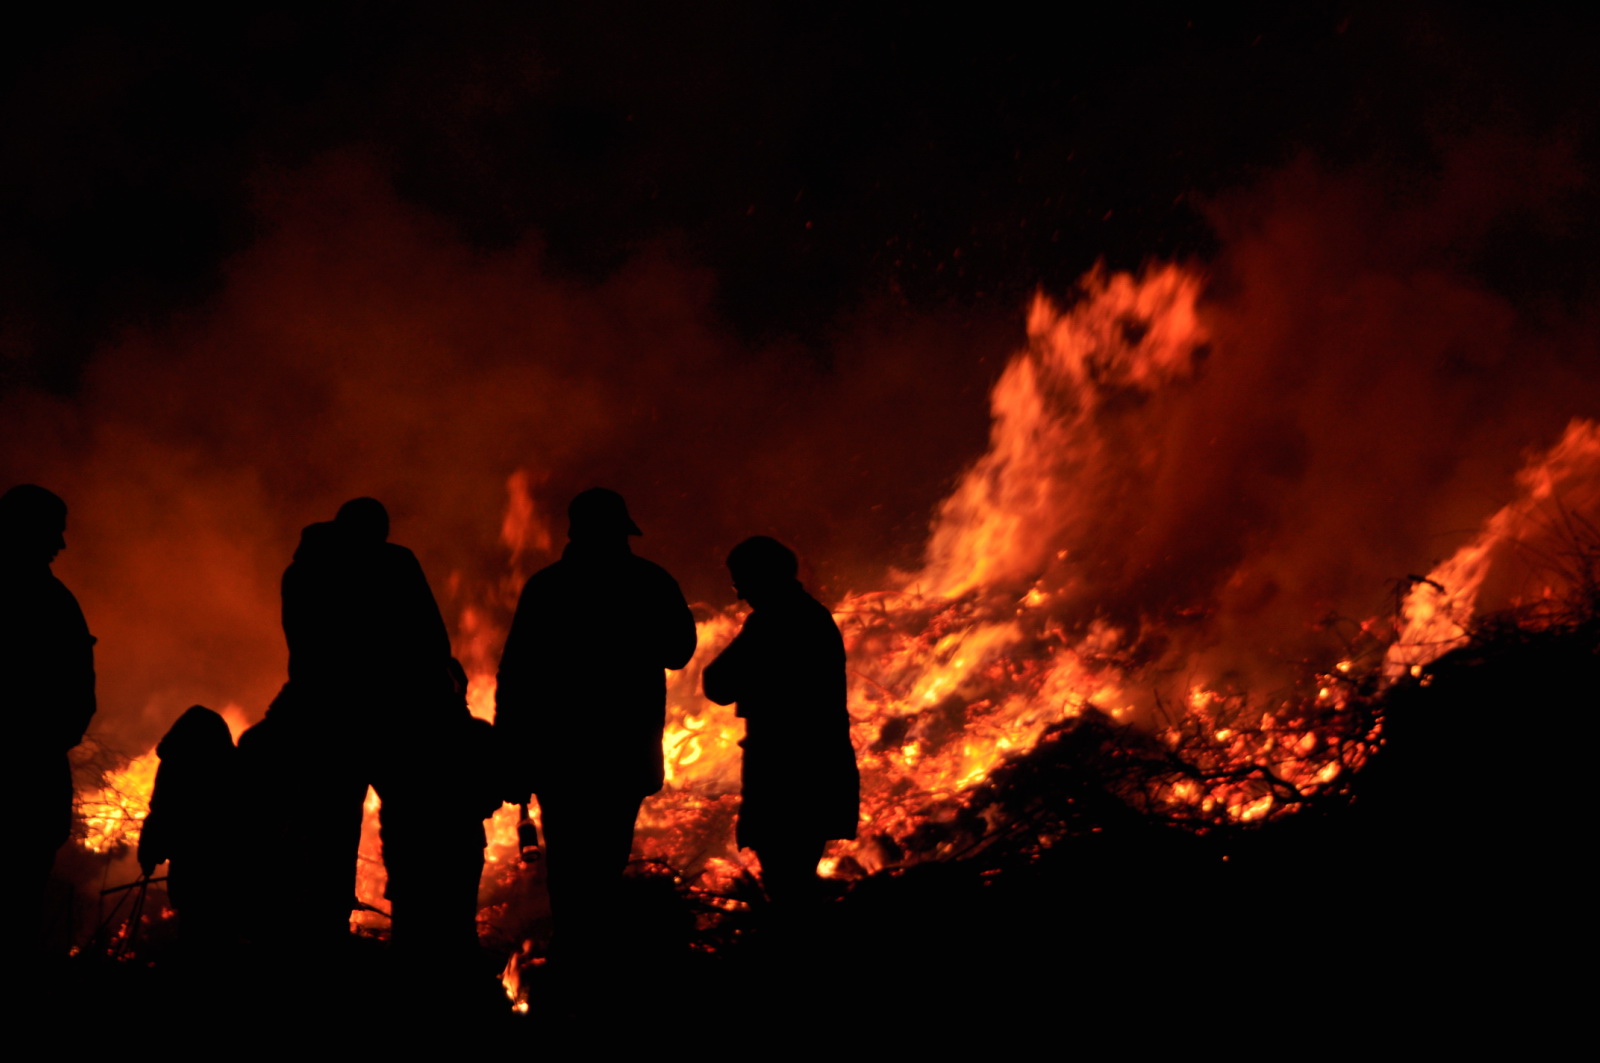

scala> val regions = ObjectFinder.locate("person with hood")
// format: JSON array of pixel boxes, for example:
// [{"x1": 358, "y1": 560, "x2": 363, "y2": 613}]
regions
[
  {"x1": 495, "y1": 488, "x2": 697, "y2": 968},
  {"x1": 702, "y1": 536, "x2": 858, "y2": 906},
  {"x1": 138, "y1": 705, "x2": 238, "y2": 952},
  {"x1": 372, "y1": 655, "x2": 503, "y2": 1001},
  {"x1": 2, "y1": 485, "x2": 96, "y2": 912}
]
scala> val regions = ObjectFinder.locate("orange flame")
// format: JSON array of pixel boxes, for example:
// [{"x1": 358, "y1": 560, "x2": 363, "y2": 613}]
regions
[
  {"x1": 1388, "y1": 419, "x2": 1600, "y2": 677},
  {"x1": 72, "y1": 262, "x2": 1600, "y2": 946},
  {"x1": 78, "y1": 749, "x2": 159, "y2": 854}
]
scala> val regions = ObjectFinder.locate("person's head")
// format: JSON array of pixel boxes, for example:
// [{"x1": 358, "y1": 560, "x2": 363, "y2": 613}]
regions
[
  {"x1": 335, "y1": 497, "x2": 390, "y2": 544},
  {"x1": 567, "y1": 488, "x2": 641, "y2": 543},
  {"x1": 0, "y1": 484, "x2": 69, "y2": 564},
  {"x1": 727, "y1": 536, "x2": 799, "y2": 605},
  {"x1": 157, "y1": 705, "x2": 235, "y2": 761}
]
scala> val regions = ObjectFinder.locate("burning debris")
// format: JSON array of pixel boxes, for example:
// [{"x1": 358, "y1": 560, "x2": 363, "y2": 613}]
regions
[{"x1": 63, "y1": 257, "x2": 1600, "y2": 995}]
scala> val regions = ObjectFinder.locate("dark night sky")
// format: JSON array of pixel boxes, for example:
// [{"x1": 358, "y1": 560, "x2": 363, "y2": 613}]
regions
[
  {"x1": 5, "y1": 2, "x2": 1596, "y2": 395},
  {"x1": 6, "y1": 13, "x2": 1599, "y2": 986},
  {"x1": 10, "y1": 11, "x2": 1593, "y2": 1027},
  {"x1": 0, "y1": 0, "x2": 1597, "y2": 779},
  {"x1": 7, "y1": 4, "x2": 1600, "y2": 733}
]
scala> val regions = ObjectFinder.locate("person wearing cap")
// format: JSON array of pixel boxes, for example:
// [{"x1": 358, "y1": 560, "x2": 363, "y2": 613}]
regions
[
  {"x1": 1, "y1": 485, "x2": 96, "y2": 914},
  {"x1": 495, "y1": 488, "x2": 697, "y2": 972}
]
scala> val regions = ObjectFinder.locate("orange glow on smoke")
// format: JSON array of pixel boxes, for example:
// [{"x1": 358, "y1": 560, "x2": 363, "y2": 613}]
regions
[
  {"x1": 1387, "y1": 419, "x2": 1600, "y2": 678},
  {"x1": 72, "y1": 260, "x2": 1600, "y2": 937}
]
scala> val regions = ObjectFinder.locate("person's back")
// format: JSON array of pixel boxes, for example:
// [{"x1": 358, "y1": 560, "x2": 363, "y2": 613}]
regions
[
  {"x1": 282, "y1": 501, "x2": 454, "y2": 713},
  {"x1": 271, "y1": 497, "x2": 459, "y2": 943},
  {"x1": 3, "y1": 558, "x2": 95, "y2": 753},
  {"x1": 495, "y1": 488, "x2": 696, "y2": 972},
  {"x1": 139, "y1": 705, "x2": 238, "y2": 949},
  {"x1": 374, "y1": 656, "x2": 503, "y2": 1010},
  {"x1": 499, "y1": 539, "x2": 695, "y2": 794}
]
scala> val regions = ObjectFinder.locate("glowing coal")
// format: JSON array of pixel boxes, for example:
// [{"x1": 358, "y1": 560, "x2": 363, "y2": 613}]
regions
[
  {"x1": 88, "y1": 262, "x2": 1600, "y2": 932},
  {"x1": 36, "y1": 147, "x2": 1600, "y2": 942}
]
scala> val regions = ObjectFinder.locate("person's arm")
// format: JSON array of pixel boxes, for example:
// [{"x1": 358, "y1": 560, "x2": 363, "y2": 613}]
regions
[
  {"x1": 493, "y1": 574, "x2": 555, "y2": 804},
  {"x1": 137, "y1": 767, "x2": 168, "y2": 877},
  {"x1": 63, "y1": 631, "x2": 95, "y2": 749},
  {"x1": 280, "y1": 563, "x2": 322, "y2": 683},
  {"x1": 399, "y1": 547, "x2": 454, "y2": 665},
  {"x1": 701, "y1": 626, "x2": 748, "y2": 706},
  {"x1": 704, "y1": 611, "x2": 772, "y2": 708},
  {"x1": 656, "y1": 571, "x2": 698, "y2": 671},
  {"x1": 52, "y1": 584, "x2": 95, "y2": 750},
  {"x1": 495, "y1": 576, "x2": 540, "y2": 726}
]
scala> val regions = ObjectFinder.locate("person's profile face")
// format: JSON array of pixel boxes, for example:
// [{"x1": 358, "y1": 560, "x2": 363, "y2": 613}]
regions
[{"x1": 10, "y1": 518, "x2": 66, "y2": 563}]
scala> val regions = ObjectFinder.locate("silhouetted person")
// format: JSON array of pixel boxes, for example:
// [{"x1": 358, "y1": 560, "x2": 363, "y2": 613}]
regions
[
  {"x1": 496, "y1": 488, "x2": 696, "y2": 973},
  {"x1": 276, "y1": 497, "x2": 463, "y2": 947},
  {"x1": 138, "y1": 705, "x2": 238, "y2": 953},
  {"x1": 373, "y1": 656, "x2": 502, "y2": 1005},
  {"x1": 237, "y1": 681, "x2": 362, "y2": 946},
  {"x1": 703, "y1": 537, "x2": 858, "y2": 907},
  {"x1": 3, "y1": 485, "x2": 96, "y2": 922},
  {"x1": 283, "y1": 497, "x2": 453, "y2": 708}
]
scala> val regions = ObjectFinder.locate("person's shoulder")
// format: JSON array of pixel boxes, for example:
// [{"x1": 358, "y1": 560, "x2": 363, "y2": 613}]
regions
[
  {"x1": 518, "y1": 557, "x2": 575, "y2": 597},
  {"x1": 624, "y1": 553, "x2": 685, "y2": 588},
  {"x1": 527, "y1": 556, "x2": 570, "y2": 581},
  {"x1": 793, "y1": 588, "x2": 835, "y2": 620},
  {"x1": 32, "y1": 568, "x2": 80, "y2": 603},
  {"x1": 381, "y1": 541, "x2": 427, "y2": 573},
  {"x1": 35, "y1": 571, "x2": 90, "y2": 628},
  {"x1": 292, "y1": 521, "x2": 339, "y2": 563},
  {"x1": 797, "y1": 591, "x2": 844, "y2": 640},
  {"x1": 626, "y1": 553, "x2": 676, "y2": 578}
]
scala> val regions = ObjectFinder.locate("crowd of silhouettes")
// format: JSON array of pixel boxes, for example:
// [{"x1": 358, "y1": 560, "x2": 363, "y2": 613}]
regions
[{"x1": 13, "y1": 481, "x2": 859, "y2": 1015}]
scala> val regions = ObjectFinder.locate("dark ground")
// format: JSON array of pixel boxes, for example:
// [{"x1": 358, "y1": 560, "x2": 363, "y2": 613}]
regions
[
  {"x1": 10, "y1": 8, "x2": 1597, "y2": 1048},
  {"x1": 30, "y1": 615, "x2": 1590, "y2": 1051}
]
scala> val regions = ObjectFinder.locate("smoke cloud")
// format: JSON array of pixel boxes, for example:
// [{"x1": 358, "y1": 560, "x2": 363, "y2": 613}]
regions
[
  {"x1": 907, "y1": 131, "x2": 1600, "y2": 705},
  {"x1": 2, "y1": 151, "x2": 996, "y2": 755},
  {"x1": 3, "y1": 121, "x2": 1597, "y2": 761}
]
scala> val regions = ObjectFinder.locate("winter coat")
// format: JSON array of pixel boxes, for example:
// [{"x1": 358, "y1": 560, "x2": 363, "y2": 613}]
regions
[
  {"x1": 138, "y1": 706, "x2": 237, "y2": 913},
  {"x1": 703, "y1": 584, "x2": 859, "y2": 849},
  {"x1": 2, "y1": 560, "x2": 95, "y2": 849},
  {"x1": 281, "y1": 521, "x2": 456, "y2": 730},
  {"x1": 495, "y1": 540, "x2": 697, "y2": 798}
]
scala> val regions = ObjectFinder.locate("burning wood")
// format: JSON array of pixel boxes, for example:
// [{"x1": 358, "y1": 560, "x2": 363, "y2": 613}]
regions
[{"x1": 63, "y1": 263, "x2": 1600, "y2": 989}]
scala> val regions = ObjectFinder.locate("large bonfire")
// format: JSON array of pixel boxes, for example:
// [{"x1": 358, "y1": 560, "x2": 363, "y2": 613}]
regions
[{"x1": 73, "y1": 260, "x2": 1600, "y2": 939}]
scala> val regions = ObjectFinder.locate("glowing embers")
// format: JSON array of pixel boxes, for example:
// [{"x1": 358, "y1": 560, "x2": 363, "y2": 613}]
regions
[
  {"x1": 1150, "y1": 683, "x2": 1374, "y2": 824},
  {"x1": 67, "y1": 260, "x2": 1600, "y2": 959},
  {"x1": 67, "y1": 265, "x2": 1222, "y2": 895}
]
